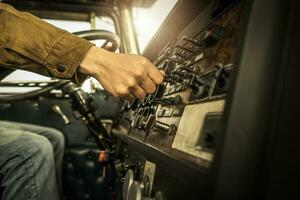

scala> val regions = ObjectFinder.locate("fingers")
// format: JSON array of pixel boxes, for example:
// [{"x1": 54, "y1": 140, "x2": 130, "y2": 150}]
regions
[
  {"x1": 127, "y1": 61, "x2": 165, "y2": 99},
  {"x1": 123, "y1": 93, "x2": 135, "y2": 101},
  {"x1": 130, "y1": 85, "x2": 146, "y2": 99},
  {"x1": 90, "y1": 49, "x2": 165, "y2": 99},
  {"x1": 140, "y1": 76, "x2": 156, "y2": 94},
  {"x1": 159, "y1": 70, "x2": 166, "y2": 77},
  {"x1": 148, "y1": 65, "x2": 164, "y2": 85}
]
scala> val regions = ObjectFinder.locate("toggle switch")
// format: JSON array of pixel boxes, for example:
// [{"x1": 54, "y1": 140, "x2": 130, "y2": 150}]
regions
[
  {"x1": 147, "y1": 84, "x2": 165, "y2": 104},
  {"x1": 154, "y1": 121, "x2": 177, "y2": 135},
  {"x1": 127, "y1": 99, "x2": 139, "y2": 110},
  {"x1": 188, "y1": 74, "x2": 211, "y2": 89},
  {"x1": 154, "y1": 95, "x2": 182, "y2": 106},
  {"x1": 162, "y1": 60, "x2": 177, "y2": 74},
  {"x1": 142, "y1": 114, "x2": 156, "y2": 130},
  {"x1": 188, "y1": 74, "x2": 212, "y2": 101},
  {"x1": 52, "y1": 104, "x2": 70, "y2": 124},
  {"x1": 182, "y1": 36, "x2": 204, "y2": 48},
  {"x1": 174, "y1": 44, "x2": 194, "y2": 53}
]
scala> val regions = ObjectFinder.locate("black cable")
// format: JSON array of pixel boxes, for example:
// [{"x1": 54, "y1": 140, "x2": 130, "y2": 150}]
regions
[{"x1": 86, "y1": 123, "x2": 111, "y2": 151}]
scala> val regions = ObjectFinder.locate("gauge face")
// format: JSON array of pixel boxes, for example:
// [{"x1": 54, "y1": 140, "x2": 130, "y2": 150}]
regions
[{"x1": 122, "y1": 169, "x2": 134, "y2": 200}]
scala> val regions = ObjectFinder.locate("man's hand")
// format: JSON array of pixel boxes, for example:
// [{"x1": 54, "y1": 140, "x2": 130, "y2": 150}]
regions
[{"x1": 79, "y1": 46, "x2": 164, "y2": 99}]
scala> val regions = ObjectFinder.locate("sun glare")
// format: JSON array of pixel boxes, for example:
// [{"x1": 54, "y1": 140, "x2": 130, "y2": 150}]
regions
[{"x1": 132, "y1": 0, "x2": 178, "y2": 52}]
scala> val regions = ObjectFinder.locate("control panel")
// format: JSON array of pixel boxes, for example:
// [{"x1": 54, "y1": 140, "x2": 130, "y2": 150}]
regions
[{"x1": 117, "y1": 1, "x2": 242, "y2": 168}]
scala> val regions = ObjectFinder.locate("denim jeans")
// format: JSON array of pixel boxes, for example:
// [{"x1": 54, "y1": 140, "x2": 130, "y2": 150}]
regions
[{"x1": 0, "y1": 121, "x2": 65, "y2": 200}]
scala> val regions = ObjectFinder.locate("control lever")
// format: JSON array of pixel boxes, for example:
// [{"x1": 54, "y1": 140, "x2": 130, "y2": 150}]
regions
[
  {"x1": 62, "y1": 82, "x2": 110, "y2": 151},
  {"x1": 148, "y1": 84, "x2": 165, "y2": 103},
  {"x1": 162, "y1": 59, "x2": 177, "y2": 74},
  {"x1": 191, "y1": 74, "x2": 209, "y2": 86},
  {"x1": 208, "y1": 63, "x2": 225, "y2": 96},
  {"x1": 131, "y1": 108, "x2": 144, "y2": 128},
  {"x1": 178, "y1": 66, "x2": 196, "y2": 73},
  {"x1": 182, "y1": 36, "x2": 204, "y2": 48},
  {"x1": 153, "y1": 95, "x2": 182, "y2": 106},
  {"x1": 141, "y1": 114, "x2": 156, "y2": 130},
  {"x1": 174, "y1": 52, "x2": 189, "y2": 59},
  {"x1": 188, "y1": 74, "x2": 211, "y2": 90},
  {"x1": 166, "y1": 57, "x2": 181, "y2": 63},
  {"x1": 165, "y1": 74, "x2": 182, "y2": 83},
  {"x1": 188, "y1": 74, "x2": 211, "y2": 100},
  {"x1": 164, "y1": 68, "x2": 191, "y2": 83},
  {"x1": 154, "y1": 121, "x2": 176, "y2": 135},
  {"x1": 174, "y1": 44, "x2": 194, "y2": 53},
  {"x1": 188, "y1": 64, "x2": 225, "y2": 100},
  {"x1": 52, "y1": 104, "x2": 71, "y2": 124},
  {"x1": 127, "y1": 99, "x2": 139, "y2": 110},
  {"x1": 172, "y1": 70, "x2": 189, "y2": 79}
]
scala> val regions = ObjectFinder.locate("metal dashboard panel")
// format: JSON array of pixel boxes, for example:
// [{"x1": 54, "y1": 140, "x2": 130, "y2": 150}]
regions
[
  {"x1": 117, "y1": 1, "x2": 243, "y2": 169},
  {"x1": 172, "y1": 100, "x2": 225, "y2": 162}
]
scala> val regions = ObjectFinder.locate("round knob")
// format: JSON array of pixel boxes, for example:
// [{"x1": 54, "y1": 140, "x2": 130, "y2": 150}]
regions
[{"x1": 123, "y1": 169, "x2": 134, "y2": 200}]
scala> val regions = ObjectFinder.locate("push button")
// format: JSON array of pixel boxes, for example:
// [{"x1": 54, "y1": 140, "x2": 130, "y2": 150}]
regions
[{"x1": 57, "y1": 64, "x2": 66, "y2": 72}]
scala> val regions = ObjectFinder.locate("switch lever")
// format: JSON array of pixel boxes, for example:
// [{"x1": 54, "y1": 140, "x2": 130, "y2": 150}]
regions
[
  {"x1": 182, "y1": 36, "x2": 204, "y2": 47},
  {"x1": 175, "y1": 44, "x2": 194, "y2": 53},
  {"x1": 154, "y1": 121, "x2": 176, "y2": 135},
  {"x1": 52, "y1": 104, "x2": 71, "y2": 124}
]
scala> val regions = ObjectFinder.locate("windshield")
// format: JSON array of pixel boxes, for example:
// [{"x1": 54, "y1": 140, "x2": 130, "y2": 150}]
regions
[{"x1": 132, "y1": 0, "x2": 178, "y2": 52}]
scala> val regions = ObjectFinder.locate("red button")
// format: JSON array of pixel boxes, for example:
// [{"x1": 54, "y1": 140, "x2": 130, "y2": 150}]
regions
[{"x1": 98, "y1": 151, "x2": 107, "y2": 162}]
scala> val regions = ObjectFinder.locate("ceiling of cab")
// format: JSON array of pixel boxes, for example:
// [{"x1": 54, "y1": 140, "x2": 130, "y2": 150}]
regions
[
  {"x1": 2, "y1": 0, "x2": 157, "y2": 21},
  {"x1": 2, "y1": 0, "x2": 118, "y2": 21},
  {"x1": 2, "y1": 0, "x2": 156, "y2": 8},
  {"x1": 3, "y1": 0, "x2": 115, "y2": 6},
  {"x1": 2, "y1": 0, "x2": 115, "y2": 10}
]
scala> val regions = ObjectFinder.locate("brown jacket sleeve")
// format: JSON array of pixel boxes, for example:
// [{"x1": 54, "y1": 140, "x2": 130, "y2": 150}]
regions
[{"x1": 0, "y1": 3, "x2": 94, "y2": 83}]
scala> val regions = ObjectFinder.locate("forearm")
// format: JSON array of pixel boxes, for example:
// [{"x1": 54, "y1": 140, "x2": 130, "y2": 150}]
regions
[
  {"x1": 0, "y1": 3, "x2": 164, "y2": 98},
  {"x1": 0, "y1": 3, "x2": 93, "y2": 83}
]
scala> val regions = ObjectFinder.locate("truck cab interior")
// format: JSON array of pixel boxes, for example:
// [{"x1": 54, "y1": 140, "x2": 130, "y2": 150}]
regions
[{"x1": 0, "y1": 0, "x2": 299, "y2": 200}]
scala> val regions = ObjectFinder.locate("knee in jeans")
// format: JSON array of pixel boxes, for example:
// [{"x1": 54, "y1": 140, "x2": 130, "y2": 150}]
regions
[
  {"x1": 45, "y1": 128, "x2": 65, "y2": 150},
  {"x1": 23, "y1": 134, "x2": 54, "y2": 162}
]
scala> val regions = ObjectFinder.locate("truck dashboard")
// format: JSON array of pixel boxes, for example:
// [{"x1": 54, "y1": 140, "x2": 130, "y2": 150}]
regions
[{"x1": 0, "y1": 0, "x2": 299, "y2": 200}]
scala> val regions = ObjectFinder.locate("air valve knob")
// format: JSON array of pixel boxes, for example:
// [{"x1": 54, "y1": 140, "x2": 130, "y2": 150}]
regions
[
  {"x1": 127, "y1": 181, "x2": 165, "y2": 200},
  {"x1": 123, "y1": 169, "x2": 134, "y2": 200}
]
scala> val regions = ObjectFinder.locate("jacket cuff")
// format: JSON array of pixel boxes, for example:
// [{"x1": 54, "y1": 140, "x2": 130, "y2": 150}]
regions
[
  {"x1": 71, "y1": 70, "x2": 90, "y2": 85},
  {"x1": 44, "y1": 32, "x2": 94, "y2": 81}
]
